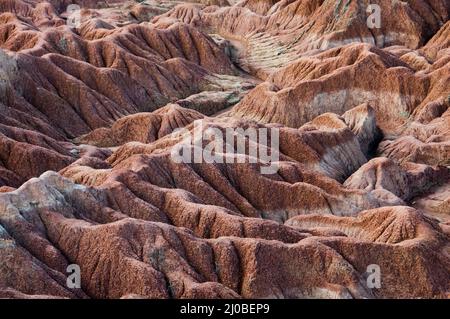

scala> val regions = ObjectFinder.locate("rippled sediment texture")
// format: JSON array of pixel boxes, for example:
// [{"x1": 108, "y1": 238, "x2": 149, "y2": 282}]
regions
[{"x1": 0, "y1": 0, "x2": 449, "y2": 299}]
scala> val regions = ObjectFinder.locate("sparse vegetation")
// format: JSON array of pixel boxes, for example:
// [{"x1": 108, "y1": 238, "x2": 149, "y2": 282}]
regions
[
  {"x1": 148, "y1": 248, "x2": 166, "y2": 271},
  {"x1": 58, "y1": 37, "x2": 68, "y2": 54},
  {"x1": 0, "y1": 49, "x2": 19, "y2": 101}
]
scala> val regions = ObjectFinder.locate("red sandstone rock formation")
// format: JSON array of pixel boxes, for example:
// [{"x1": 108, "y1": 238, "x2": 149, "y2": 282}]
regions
[
  {"x1": 0, "y1": 0, "x2": 449, "y2": 299},
  {"x1": 75, "y1": 103, "x2": 205, "y2": 147}
]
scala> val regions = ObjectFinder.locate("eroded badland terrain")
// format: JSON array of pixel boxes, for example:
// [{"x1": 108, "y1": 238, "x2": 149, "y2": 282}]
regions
[{"x1": 0, "y1": 0, "x2": 449, "y2": 299}]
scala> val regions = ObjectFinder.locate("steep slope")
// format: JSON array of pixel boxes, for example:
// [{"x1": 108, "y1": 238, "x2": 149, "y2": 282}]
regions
[{"x1": 0, "y1": 0, "x2": 449, "y2": 300}]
